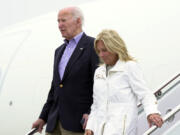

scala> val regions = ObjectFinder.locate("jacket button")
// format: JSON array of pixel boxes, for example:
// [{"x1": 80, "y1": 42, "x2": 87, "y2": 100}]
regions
[{"x1": 59, "y1": 84, "x2": 63, "y2": 88}]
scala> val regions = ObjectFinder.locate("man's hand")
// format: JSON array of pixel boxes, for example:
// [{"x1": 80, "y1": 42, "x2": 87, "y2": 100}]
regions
[
  {"x1": 147, "y1": 113, "x2": 163, "y2": 128},
  {"x1": 32, "y1": 119, "x2": 45, "y2": 133},
  {"x1": 84, "y1": 129, "x2": 93, "y2": 135},
  {"x1": 82, "y1": 114, "x2": 89, "y2": 129}
]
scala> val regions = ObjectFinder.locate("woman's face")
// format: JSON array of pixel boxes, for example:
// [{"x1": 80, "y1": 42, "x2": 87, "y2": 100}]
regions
[{"x1": 96, "y1": 40, "x2": 118, "y2": 66}]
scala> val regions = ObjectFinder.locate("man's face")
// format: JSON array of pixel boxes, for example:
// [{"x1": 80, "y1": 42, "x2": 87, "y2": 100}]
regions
[{"x1": 57, "y1": 10, "x2": 79, "y2": 40}]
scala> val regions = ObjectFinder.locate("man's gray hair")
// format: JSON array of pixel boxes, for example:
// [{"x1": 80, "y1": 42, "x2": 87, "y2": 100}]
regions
[{"x1": 71, "y1": 7, "x2": 84, "y2": 26}]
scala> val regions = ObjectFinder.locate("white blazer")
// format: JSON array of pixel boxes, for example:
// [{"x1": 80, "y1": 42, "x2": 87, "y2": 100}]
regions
[{"x1": 86, "y1": 60, "x2": 159, "y2": 135}]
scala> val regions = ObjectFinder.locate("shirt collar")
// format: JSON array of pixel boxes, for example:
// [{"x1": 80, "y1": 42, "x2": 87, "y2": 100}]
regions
[
  {"x1": 64, "y1": 32, "x2": 84, "y2": 44},
  {"x1": 73, "y1": 32, "x2": 83, "y2": 44},
  {"x1": 101, "y1": 60, "x2": 125, "y2": 72}
]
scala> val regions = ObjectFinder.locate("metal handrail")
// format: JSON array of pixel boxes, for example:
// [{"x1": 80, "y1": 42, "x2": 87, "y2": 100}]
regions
[
  {"x1": 154, "y1": 73, "x2": 180, "y2": 98},
  {"x1": 143, "y1": 104, "x2": 180, "y2": 135},
  {"x1": 25, "y1": 128, "x2": 38, "y2": 135},
  {"x1": 138, "y1": 73, "x2": 180, "y2": 108}
]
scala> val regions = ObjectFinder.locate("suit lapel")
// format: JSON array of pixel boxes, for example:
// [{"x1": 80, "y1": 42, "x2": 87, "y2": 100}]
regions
[{"x1": 62, "y1": 33, "x2": 87, "y2": 81}]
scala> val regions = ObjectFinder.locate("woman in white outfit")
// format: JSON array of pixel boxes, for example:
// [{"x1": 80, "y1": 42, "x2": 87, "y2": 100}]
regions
[{"x1": 84, "y1": 29, "x2": 163, "y2": 135}]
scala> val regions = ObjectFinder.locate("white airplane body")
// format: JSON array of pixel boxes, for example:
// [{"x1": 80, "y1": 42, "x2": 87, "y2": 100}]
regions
[{"x1": 0, "y1": 0, "x2": 180, "y2": 134}]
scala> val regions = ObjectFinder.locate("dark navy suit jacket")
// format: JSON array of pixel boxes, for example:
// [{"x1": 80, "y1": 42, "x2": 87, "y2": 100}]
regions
[{"x1": 39, "y1": 33, "x2": 99, "y2": 133}]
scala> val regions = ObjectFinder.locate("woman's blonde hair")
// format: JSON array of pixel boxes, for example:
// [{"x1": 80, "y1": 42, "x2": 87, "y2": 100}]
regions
[{"x1": 94, "y1": 29, "x2": 134, "y2": 62}]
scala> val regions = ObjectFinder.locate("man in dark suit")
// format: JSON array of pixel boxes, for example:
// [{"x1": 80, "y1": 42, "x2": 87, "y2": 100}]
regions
[{"x1": 32, "y1": 6, "x2": 99, "y2": 135}]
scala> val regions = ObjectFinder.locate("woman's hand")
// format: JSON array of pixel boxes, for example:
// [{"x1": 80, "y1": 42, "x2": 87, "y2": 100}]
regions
[
  {"x1": 84, "y1": 129, "x2": 93, "y2": 135},
  {"x1": 147, "y1": 113, "x2": 163, "y2": 127}
]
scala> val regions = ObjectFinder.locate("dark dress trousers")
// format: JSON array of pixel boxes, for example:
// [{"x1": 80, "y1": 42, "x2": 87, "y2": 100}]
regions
[{"x1": 39, "y1": 33, "x2": 99, "y2": 133}]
